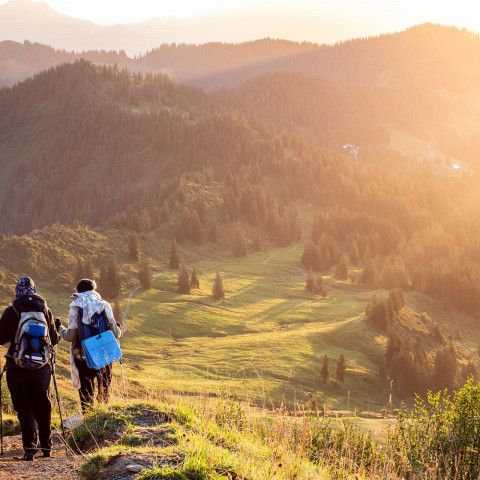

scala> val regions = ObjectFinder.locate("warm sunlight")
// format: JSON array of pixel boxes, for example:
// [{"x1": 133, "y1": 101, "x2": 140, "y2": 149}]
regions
[
  {"x1": 2, "y1": 0, "x2": 480, "y2": 477},
  {"x1": 1, "y1": 0, "x2": 479, "y2": 36}
]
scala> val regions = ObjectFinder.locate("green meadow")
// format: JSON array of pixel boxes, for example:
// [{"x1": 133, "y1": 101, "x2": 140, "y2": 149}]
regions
[{"x1": 25, "y1": 245, "x2": 392, "y2": 414}]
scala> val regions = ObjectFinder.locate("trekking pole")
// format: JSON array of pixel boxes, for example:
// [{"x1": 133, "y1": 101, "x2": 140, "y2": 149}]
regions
[
  {"x1": 50, "y1": 359, "x2": 67, "y2": 454},
  {"x1": 0, "y1": 361, "x2": 6, "y2": 456},
  {"x1": 50, "y1": 343, "x2": 57, "y2": 399},
  {"x1": 119, "y1": 311, "x2": 129, "y2": 400}
]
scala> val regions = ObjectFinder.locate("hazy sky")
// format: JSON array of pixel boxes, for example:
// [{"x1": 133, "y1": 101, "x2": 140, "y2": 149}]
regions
[{"x1": 2, "y1": 0, "x2": 480, "y2": 39}]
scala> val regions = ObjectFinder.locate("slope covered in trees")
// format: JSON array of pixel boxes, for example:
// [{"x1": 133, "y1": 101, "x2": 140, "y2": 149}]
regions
[
  {"x1": 138, "y1": 24, "x2": 480, "y2": 92},
  {"x1": 0, "y1": 60, "x2": 390, "y2": 234}
]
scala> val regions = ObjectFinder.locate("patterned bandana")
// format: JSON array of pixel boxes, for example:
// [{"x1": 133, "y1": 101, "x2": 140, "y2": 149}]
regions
[{"x1": 15, "y1": 277, "x2": 37, "y2": 298}]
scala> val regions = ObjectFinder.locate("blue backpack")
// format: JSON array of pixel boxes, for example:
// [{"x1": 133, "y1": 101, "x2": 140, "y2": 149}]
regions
[{"x1": 74, "y1": 306, "x2": 121, "y2": 370}]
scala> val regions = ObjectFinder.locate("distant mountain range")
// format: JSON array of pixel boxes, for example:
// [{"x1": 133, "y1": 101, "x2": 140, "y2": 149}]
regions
[
  {"x1": 1, "y1": 22, "x2": 480, "y2": 94},
  {"x1": 0, "y1": 0, "x2": 387, "y2": 55}
]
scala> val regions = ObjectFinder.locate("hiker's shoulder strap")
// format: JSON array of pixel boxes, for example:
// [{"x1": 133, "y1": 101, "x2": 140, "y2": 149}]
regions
[{"x1": 12, "y1": 305, "x2": 20, "y2": 319}]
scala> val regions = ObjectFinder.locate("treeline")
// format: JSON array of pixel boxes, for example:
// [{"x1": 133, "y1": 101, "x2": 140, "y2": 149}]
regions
[
  {"x1": 364, "y1": 290, "x2": 478, "y2": 398},
  {"x1": 295, "y1": 145, "x2": 480, "y2": 314}
]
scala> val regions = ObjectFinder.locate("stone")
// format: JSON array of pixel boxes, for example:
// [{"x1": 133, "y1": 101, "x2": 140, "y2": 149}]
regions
[{"x1": 126, "y1": 464, "x2": 143, "y2": 473}]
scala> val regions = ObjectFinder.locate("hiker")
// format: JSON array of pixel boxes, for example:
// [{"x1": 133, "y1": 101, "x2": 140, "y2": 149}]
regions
[
  {"x1": 58, "y1": 279, "x2": 122, "y2": 413},
  {"x1": 0, "y1": 277, "x2": 60, "y2": 460}
]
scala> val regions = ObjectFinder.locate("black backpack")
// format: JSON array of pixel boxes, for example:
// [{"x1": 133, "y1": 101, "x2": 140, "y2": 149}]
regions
[{"x1": 11, "y1": 306, "x2": 52, "y2": 369}]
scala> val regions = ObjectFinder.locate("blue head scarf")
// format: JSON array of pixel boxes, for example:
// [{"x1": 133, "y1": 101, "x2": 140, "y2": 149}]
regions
[{"x1": 15, "y1": 277, "x2": 37, "y2": 298}]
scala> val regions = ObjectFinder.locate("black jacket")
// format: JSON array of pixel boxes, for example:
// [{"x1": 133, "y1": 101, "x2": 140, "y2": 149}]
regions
[{"x1": 0, "y1": 294, "x2": 59, "y2": 367}]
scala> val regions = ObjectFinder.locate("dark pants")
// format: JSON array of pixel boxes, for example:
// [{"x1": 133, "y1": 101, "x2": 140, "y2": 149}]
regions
[
  {"x1": 74, "y1": 359, "x2": 112, "y2": 413},
  {"x1": 6, "y1": 363, "x2": 52, "y2": 455}
]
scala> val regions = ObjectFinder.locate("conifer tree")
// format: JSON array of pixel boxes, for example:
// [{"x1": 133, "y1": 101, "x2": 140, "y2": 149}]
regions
[
  {"x1": 177, "y1": 265, "x2": 190, "y2": 294},
  {"x1": 190, "y1": 266, "x2": 199, "y2": 288},
  {"x1": 107, "y1": 257, "x2": 121, "y2": 298},
  {"x1": 169, "y1": 237, "x2": 180, "y2": 269},
  {"x1": 349, "y1": 240, "x2": 360, "y2": 265},
  {"x1": 335, "y1": 354, "x2": 346, "y2": 383},
  {"x1": 209, "y1": 218, "x2": 218, "y2": 243},
  {"x1": 212, "y1": 270, "x2": 225, "y2": 300},
  {"x1": 305, "y1": 267, "x2": 315, "y2": 292},
  {"x1": 359, "y1": 258, "x2": 378, "y2": 288},
  {"x1": 138, "y1": 255, "x2": 152, "y2": 290},
  {"x1": 316, "y1": 275, "x2": 327, "y2": 297},
  {"x1": 321, "y1": 355, "x2": 330, "y2": 382},
  {"x1": 75, "y1": 258, "x2": 84, "y2": 282},
  {"x1": 232, "y1": 224, "x2": 247, "y2": 257},
  {"x1": 433, "y1": 342, "x2": 457, "y2": 392},
  {"x1": 98, "y1": 264, "x2": 108, "y2": 296},
  {"x1": 335, "y1": 254, "x2": 349, "y2": 281},
  {"x1": 459, "y1": 361, "x2": 478, "y2": 384},
  {"x1": 83, "y1": 255, "x2": 95, "y2": 280},
  {"x1": 190, "y1": 209, "x2": 203, "y2": 245},
  {"x1": 129, "y1": 233, "x2": 140, "y2": 261}
]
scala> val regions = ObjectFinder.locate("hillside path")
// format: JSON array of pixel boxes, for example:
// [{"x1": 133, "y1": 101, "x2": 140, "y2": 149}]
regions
[{"x1": 0, "y1": 433, "x2": 80, "y2": 480}]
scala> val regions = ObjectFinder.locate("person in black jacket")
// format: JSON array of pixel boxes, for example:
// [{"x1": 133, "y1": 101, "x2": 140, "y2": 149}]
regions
[{"x1": 0, "y1": 277, "x2": 60, "y2": 461}]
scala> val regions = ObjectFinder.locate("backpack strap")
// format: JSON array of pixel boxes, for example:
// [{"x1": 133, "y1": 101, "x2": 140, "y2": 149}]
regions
[{"x1": 12, "y1": 305, "x2": 20, "y2": 319}]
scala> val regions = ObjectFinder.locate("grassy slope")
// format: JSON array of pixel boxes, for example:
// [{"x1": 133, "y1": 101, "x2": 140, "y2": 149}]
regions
[{"x1": 1, "y1": 238, "x2": 478, "y2": 418}]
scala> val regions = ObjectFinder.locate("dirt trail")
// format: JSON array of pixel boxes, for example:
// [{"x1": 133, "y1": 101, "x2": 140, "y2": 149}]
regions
[{"x1": 0, "y1": 433, "x2": 80, "y2": 480}]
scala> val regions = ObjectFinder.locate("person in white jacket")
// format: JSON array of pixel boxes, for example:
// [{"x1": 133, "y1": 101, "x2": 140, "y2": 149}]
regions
[{"x1": 58, "y1": 279, "x2": 122, "y2": 413}]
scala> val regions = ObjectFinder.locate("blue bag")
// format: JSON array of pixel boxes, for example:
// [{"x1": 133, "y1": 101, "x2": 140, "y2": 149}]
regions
[{"x1": 81, "y1": 330, "x2": 122, "y2": 370}]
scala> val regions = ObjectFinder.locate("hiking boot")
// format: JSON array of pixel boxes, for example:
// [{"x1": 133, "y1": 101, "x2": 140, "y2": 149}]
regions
[
  {"x1": 23, "y1": 452, "x2": 35, "y2": 461},
  {"x1": 41, "y1": 450, "x2": 51, "y2": 458}
]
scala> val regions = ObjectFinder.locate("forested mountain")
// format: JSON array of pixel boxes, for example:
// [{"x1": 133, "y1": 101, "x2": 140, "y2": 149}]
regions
[
  {"x1": 3, "y1": 24, "x2": 480, "y2": 94},
  {"x1": 0, "y1": 40, "x2": 133, "y2": 87},
  {"x1": 140, "y1": 23, "x2": 480, "y2": 91},
  {"x1": 0, "y1": 60, "x2": 400, "y2": 233},
  {"x1": 2, "y1": 59, "x2": 480, "y2": 320}
]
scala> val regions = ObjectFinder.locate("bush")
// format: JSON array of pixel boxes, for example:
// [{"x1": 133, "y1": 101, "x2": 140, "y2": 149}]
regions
[{"x1": 393, "y1": 379, "x2": 480, "y2": 479}]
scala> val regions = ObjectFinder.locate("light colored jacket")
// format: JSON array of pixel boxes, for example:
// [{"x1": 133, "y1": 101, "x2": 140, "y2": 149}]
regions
[{"x1": 59, "y1": 290, "x2": 122, "y2": 389}]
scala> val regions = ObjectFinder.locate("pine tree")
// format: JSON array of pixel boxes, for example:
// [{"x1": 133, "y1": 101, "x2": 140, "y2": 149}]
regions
[
  {"x1": 169, "y1": 237, "x2": 180, "y2": 269},
  {"x1": 349, "y1": 240, "x2": 360, "y2": 266},
  {"x1": 459, "y1": 361, "x2": 478, "y2": 385},
  {"x1": 212, "y1": 270, "x2": 225, "y2": 300},
  {"x1": 316, "y1": 275, "x2": 327, "y2": 297},
  {"x1": 75, "y1": 258, "x2": 84, "y2": 282},
  {"x1": 335, "y1": 254, "x2": 349, "y2": 281},
  {"x1": 177, "y1": 265, "x2": 190, "y2": 294},
  {"x1": 190, "y1": 209, "x2": 203, "y2": 245},
  {"x1": 232, "y1": 224, "x2": 247, "y2": 257},
  {"x1": 129, "y1": 233, "x2": 140, "y2": 261},
  {"x1": 433, "y1": 342, "x2": 457, "y2": 391},
  {"x1": 305, "y1": 267, "x2": 315, "y2": 292},
  {"x1": 190, "y1": 266, "x2": 199, "y2": 288},
  {"x1": 138, "y1": 255, "x2": 152, "y2": 290},
  {"x1": 359, "y1": 258, "x2": 379, "y2": 288},
  {"x1": 83, "y1": 255, "x2": 95, "y2": 280},
  {"x1": 321, "y1": 355, "x2": 330, "y2": 382},
  {"x1": 98, "y1": 264, "x2": 109, "y2": 297},
  {"x1": 107, "y1": 257, "x2": 121, "y2": 298},
  {"x1": 209, "y1": 218, "x2": 218, "y2": 243},
  {"x1": 335, "y1": 354, "x2": 346, "y2": 383}
]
